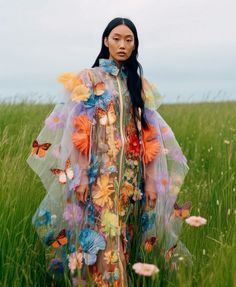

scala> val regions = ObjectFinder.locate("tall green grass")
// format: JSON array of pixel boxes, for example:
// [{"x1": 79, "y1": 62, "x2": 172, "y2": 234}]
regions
[{"x1": 0, "y1": 101, "x2": 236, "y2": 287}]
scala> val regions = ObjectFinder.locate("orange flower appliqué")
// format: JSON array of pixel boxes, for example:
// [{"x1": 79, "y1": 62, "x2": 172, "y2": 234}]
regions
[
  {"x1": 72, "y1": 115, "x2": 91, "y2": 157},
  {"x1": 127, "y1": 120, "x2": 136, "y2": 135},
  {"x1": 126, "y1": 133, "x2": 140, "y2": 158},
  {"x1": 142, "y1": 124, "x2": 161, "y2": 164},
  {"x1": 119, "y1": 181, "x2": 134, "y2": 205}
]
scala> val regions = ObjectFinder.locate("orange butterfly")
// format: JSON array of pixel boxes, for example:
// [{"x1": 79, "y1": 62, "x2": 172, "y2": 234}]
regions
[
  {"x1": 107, "y1": 101, "x2": 116, "y2": 125},
  {"x1": 96, "y1": 101, "x2": 116, "y2": 126},
  {"x1": 174, "y1": 201, "x2": 192, "y2": 218},
  {"x1": 96, "y1": 106, "x2": 108, "y2": 126},
  {"x1": 165, "y1": 243, "x2": 177, "y2": 261},
  {"x1": 31, "y1": 140, "x2": 51, "y2": 158},
  {"x1": 51, "y1": 159, "x2": 74, "y2": 184},
  {"x1": 51, "y1": 229, "x2": 68, "y2": 248},
  {"x1": 144, "y1": 236, "x2": 157, "y2": 252}
]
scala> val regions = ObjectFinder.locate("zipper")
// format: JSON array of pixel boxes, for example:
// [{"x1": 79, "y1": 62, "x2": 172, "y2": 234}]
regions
[
  {"x1": 116, "y1": 75, "x2": 125, "y2": 188},
  {"x1": 116, "y1": 74, "x2": 128, "y2": 287}
]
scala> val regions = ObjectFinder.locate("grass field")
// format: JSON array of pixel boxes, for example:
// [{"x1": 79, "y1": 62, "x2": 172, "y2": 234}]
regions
[{"x1": 0, "y1": 101, "x2": 236, "y2": 287}]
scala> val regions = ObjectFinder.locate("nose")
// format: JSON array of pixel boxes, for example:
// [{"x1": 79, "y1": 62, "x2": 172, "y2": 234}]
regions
[{"x1": 119, "y1": 39, "x2": 125, "y2": 49}]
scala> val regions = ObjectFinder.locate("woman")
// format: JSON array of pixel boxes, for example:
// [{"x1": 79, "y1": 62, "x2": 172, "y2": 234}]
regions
[{"x1": 27, "y1": 17, "x2": 192, "y2": 287}]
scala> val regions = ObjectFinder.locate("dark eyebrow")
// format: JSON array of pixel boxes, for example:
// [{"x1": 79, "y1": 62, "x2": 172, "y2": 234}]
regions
[{"x1": 113, "y1": 33, "x2": 134, "y2": 38}]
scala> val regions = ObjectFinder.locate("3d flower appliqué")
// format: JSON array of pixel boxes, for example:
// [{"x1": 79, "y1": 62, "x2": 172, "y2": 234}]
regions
[
  {"x1": 71, "y1": 84, "x2": 91, "y2": 102},
  {"x1": 72, "y1": 114, "x2": 92, "y2": 157},
  {"x1": 45, "y1": 109, "x2": 65, "y2": 130},
  {"x1": 79, "y1": 228, "x2": 106, "y2": 265},
  {"x1": 142, "y1": 124, "x2": 161, "y2": 164},
  {"x1": 92, "y1": 174, "x2": 115, "y2": 209},
  {"x1": 57, "y1": 73, "x2": 83, "y2": 92}
]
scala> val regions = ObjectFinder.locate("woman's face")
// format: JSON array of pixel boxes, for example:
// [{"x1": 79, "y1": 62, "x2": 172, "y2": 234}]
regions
[{"x1": 104, "y1": 24, "x2": 135, "y2": 65}]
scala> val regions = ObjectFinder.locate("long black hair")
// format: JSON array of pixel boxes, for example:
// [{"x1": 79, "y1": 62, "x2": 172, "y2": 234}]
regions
[{"x1": 92, "y1": 17, "x2": 148, "y2": 130}]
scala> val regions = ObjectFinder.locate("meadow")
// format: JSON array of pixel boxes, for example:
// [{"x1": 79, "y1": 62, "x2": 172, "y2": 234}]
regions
[{"x1": 0, "y1": 101, "x2": 236, "y2": 287}]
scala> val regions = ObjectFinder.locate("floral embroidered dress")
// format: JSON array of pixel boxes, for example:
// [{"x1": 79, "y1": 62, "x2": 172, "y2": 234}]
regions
[{"x1": 27, "y1": 58, "x2": 191, "y2": 286}]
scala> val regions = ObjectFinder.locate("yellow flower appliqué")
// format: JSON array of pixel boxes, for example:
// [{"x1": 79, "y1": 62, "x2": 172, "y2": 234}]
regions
[
  {"x1": 57, "y1": 73, "x2": 83, "y2": 92},
  {"x1": 71, "y1": 84, "x2": 90, "y2": 102},
  {"x1": 92, "y1": 174, "x2": 115, "y2": 209},
  {"x1": 104, "y1": 250, "x2": 119, "y2": 265},
  {"x1": 101, "y1": 210, "x2": 120, "y2": 237}
]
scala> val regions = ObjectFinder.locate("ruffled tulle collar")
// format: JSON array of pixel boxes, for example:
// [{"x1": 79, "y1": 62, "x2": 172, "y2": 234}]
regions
[{"x1": 99, "y1": 58, "x2": 128, "y2": 78}]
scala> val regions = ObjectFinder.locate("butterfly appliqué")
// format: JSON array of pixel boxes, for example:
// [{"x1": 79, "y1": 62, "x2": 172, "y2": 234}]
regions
[
  {"x1": 31, "y1": 140, "x2": 51, "y2": 158},
  {"x1": 96, "y1": 101, "x2": 116, "y2": 126},
  {"x1": 174, "y1": 201, "x2": 192, "y2": 218},
  {"x1": 50, "y1": 229, "x2": 68, "y2": 249},
  {"x1": 51, "y1": 159, "x2": 74, "y2": 184}
]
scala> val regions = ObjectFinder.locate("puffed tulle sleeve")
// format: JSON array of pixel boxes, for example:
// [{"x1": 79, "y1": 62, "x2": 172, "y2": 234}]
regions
[
  {"x1": 142, "y1": 77, "x2": 165, "y2": 111},
  {"x1": 142, "y1": 78, "x2": 192, "y2": 266},
  {"x1": 26, "y1": 69, "x2": 94, "y2": 239}
]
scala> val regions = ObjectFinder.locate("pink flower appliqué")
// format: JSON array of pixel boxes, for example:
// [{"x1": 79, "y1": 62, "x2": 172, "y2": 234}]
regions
[
  {"x1": 132, "y1": 262, "x2": 159, "y2": 276},
  {"x1": 63, "y1": 203, "x2": 82, "y2": 226},
  {"x1": 45, "y1": 110, "x2": 65, "y2": 130},
  {"x1": 68, "y1": 251, "x2": 83, "y2": 274},
  {"x1": 185, "y1": 216, "x2": 207, "y2": 227},
  {"x1": 156, "y1": 172, "x2": 170, "y2": 194}
]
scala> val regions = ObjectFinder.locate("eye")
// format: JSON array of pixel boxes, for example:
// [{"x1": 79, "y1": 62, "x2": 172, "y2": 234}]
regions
[{"x1": 113, "y1": 37, "x2": 119, "y2": 41}]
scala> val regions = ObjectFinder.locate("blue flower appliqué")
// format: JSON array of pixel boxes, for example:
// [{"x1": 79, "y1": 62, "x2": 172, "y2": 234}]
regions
[
  {"x1": 48, "y1": 258, "x2": 64, "y2": 274},
  {"x1": 34, "y1": 209, "x2": 52, "y2": 226},
  {"x1": 99, "y1": 58, "x2": 128, "y2": 79},
  {"x1": 79, "y1": 228, "x2": 106, "y2": 265},
  {"x1": 87, "y1": 153, "x2": 99, "y2": 185},
  {"x1": 141, "y1": 212, "x2": 156, "y2": 232}
]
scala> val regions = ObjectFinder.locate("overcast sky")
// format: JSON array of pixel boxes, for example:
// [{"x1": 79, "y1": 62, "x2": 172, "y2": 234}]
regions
[{"x1": 0, "y1": 0, "x2": 236, "y2": 103}]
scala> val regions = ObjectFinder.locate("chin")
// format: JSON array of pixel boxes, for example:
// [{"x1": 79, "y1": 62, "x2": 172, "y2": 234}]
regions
[{"x1": 115, "y1": 56, "x2": 129, "y2": 62}]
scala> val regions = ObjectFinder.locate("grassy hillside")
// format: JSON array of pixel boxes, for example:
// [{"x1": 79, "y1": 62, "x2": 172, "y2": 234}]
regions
[{"x1": 0, "y1": 102, "x2": 236, "y2": 287}]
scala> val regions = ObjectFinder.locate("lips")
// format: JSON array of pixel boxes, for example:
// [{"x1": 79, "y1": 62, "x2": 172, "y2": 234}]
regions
[{"x1": 117, "y1": 52, "x2": 126, "y2": 56}]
